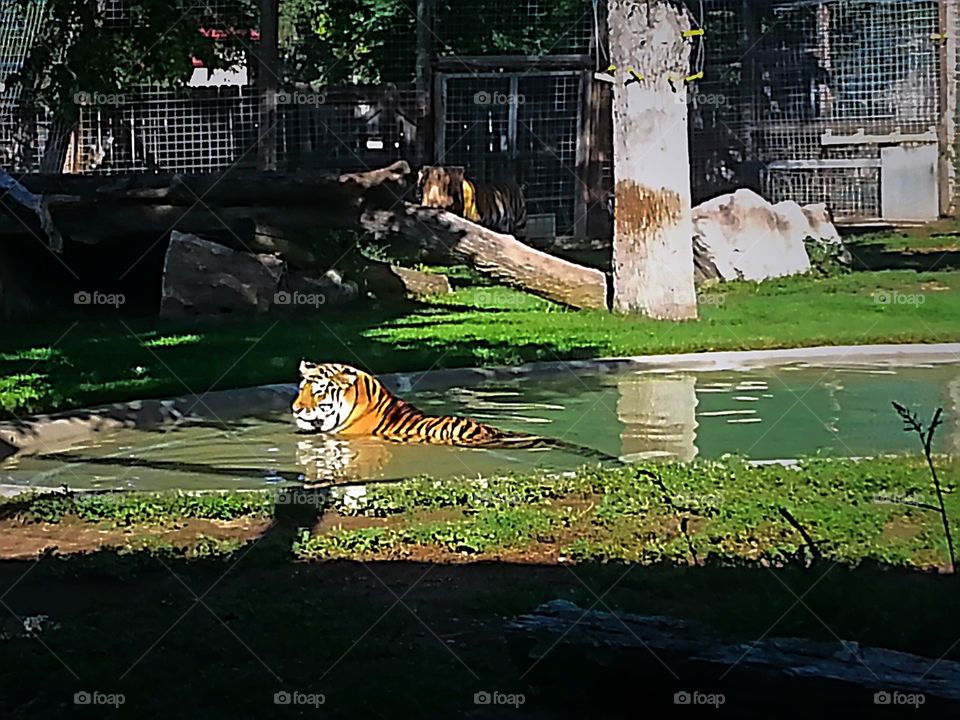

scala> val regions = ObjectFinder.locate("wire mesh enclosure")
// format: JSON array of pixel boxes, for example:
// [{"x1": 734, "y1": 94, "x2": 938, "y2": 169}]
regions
[
  {"x1": 688, "y1": 0, "x2": 943, "y2": 221},
  {"x1": 0, "y1": 0, "x2": 50, "y2": 172},
  {"x1": 278, "y1": 86, "x2": 422, "y2": 172},
  {"x1": 1, "y1": 0, "x2": 956, "y2": 231},
  {"x1": 432, "y1": 0, "x2": 599, "y2": 235},
  {"x1": 68, "y1": 87, "x2": 259, "y2": 175},
  {"x1": 437, "y1": 72, "x2": 584, "y2": 233}
]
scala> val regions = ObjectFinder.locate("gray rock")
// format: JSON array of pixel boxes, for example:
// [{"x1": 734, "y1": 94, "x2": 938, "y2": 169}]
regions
[
  {"x1": 160, "y1": 231, "x2": 285, "y2": 317},
  {"x1": 692, "y1": 188, "x2": 848, "y2": 284}
]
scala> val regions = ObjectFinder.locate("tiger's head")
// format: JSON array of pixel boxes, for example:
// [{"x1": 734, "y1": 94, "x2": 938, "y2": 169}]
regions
[
  {"x1": 417, "y1": 166, "x2": 465, "y2": 215},
  {"x1": 292, "y1": 360, "x2": 360, "y2": 433}
]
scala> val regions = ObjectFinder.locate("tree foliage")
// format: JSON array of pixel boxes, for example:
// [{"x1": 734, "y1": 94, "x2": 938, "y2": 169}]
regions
[
  {"x1": 10, "y1": 0, "x2": 595, "y2": 121},
  {"x1": 279, "y1": 0, "x2": 416, "y2": 86},
  {"x1": 10, "y1": 0, "x2": 256, "y2": 122}
]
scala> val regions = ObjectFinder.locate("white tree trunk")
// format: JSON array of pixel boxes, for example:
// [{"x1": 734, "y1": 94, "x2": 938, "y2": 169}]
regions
[{"x1": 609, "y1": 0, "x2": 698, "y2": 319}]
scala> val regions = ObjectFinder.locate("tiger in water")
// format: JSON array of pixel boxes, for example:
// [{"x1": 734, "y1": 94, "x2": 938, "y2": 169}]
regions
[
  {"x1": 291, "y1": 361, "x2": 622, "y2": 463},
  {"x1": 416, "y1": 165, "x2": 527, "y2": 236}
]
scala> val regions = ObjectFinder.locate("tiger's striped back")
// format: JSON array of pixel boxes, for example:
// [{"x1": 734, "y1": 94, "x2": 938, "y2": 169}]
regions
[
  {"x1": 468, "y1": 178, "x2": 527, "y2": 236},
  {"x1": 349, "y1": 372, "x2": 508, "y2": 445}
]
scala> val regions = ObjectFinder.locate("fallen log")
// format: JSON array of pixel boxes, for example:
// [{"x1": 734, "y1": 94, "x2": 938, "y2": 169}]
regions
[
  {"x1": 18, "y1": 161, "x2": 412, "y2": 207},
  {"x1": 360, "y1": 205, "x2": 609, "y2": 310},
  {"x1": 8, "y1": 162, "x2": 609, "y2": 310},
  {"x1": 0, "y1": 170, "x2": 63, "y2": 252},
  {"x1": 508, "y1": 599, "x2": 960, "y2": 715}
]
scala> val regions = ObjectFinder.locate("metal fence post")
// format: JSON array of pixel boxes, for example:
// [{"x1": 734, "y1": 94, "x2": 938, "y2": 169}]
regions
[{"x1": 257, "y1": 0, "x2": 279, "y2": 171}]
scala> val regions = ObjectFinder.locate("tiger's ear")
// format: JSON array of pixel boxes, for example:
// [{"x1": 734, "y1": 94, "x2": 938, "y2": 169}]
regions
[{"x1": 299, "y1": 359, "x2": 317, "y2": 378}]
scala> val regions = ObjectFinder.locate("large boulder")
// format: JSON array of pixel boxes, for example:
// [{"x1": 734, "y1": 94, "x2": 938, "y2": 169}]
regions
[
  {"x1": 692, "y1": 188, "x2": 847, "y2": 284},
  {"x1": 160, "y1": 231, "x2": 285, "y2": 317}
]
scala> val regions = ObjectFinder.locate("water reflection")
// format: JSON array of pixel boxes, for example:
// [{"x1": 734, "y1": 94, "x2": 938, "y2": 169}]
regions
[
  {"x1": 295, "y1": 437, "x2": 392, "y2": 485},
  {"x1": 949, "y1": 377, "x2": 960, "y2": 457},
  {"x1": 617, "y1": 374, "x2": 698, "y2": 462}
]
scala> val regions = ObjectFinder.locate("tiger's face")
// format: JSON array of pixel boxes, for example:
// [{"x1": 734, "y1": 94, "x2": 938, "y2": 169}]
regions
[
  {"x1": 292, "y1": 361, "x2": 359, "y2": 433},
  {"x1": 417, "y1": 166, "x2": 454, "y2": 210}
]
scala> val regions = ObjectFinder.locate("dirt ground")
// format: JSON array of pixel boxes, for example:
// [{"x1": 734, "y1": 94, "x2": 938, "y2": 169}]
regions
[{"x1": 0, "y1": 517, "x2": 272, "y2": 560}]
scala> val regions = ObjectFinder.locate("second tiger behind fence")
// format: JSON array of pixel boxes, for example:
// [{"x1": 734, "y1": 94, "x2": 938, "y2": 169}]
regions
[{"x1": 417, "y1": 165, "x2": 527, "y2": 237}]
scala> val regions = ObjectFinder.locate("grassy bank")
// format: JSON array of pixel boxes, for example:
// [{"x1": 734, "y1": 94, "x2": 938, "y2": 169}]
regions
[
  {"x1": 2, "y1": 267, "x2": 959, "y2": 417},
  {"x1": 4, "y1": 456, "x2": 957, "y2": 570},
  {"x1": 1, "y1": 457, "x2": 959, "y2": 718}
]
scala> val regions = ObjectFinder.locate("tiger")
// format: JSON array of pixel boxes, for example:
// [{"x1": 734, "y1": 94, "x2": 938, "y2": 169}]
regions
[
  {"x1": 416, "y1": 165, "x2": 527, "y2": 236},
  {"x1": 292, "y1": 360, "x2": 623, "y2": 464}
]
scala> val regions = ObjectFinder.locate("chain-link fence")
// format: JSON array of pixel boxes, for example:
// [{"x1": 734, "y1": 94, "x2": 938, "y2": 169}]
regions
[
  {"x1": 0, "y1": 0, "x2": 51, "y2": 172},
  {"x1": 1, "y1": 0, "x2": 956, "y2": 232},
  {"x1": 688, "y1": 0, "x2": 942, "y2": 221}
]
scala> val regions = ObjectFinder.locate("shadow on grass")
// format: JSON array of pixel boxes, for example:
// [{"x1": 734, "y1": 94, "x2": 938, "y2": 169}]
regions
[
  {"x1": 1, "y1": 496, "x2": 959, "y2": 718},
  {"x1": 846, "y1": 240, "x2": 960, "y2": 273}
]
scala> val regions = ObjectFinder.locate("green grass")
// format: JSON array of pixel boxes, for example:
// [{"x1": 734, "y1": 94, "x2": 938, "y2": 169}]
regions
[
  {"x1": 2, "y1": 266, "x2": 959, "y2": 417},
  {"x1": 2, "y1": 489, "x2": 274, "y2": 526},
  {"x1": 2, "y1": 456, "x2": 960, "y2": 717},
  {"x1": 10, "y1": 456, "x2": 957, "y2": 571},
  {"x1": 306, "y1": 456, "x2": 960, "y2": 569}
]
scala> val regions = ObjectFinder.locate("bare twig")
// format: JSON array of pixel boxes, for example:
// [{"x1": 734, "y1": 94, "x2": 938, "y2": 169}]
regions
[
  {"x1": 892, "y1": 402, "x2": 955, "y2": 573},
  {"x1": 778, "y1": 507, "x2": 824, "y2": 564},
  {"x1": 641, "y1": 469, "x2": 701, "y2": 566}
]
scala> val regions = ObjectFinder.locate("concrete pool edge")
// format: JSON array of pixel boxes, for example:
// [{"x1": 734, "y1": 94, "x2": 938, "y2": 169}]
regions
[{"x1": 2, "y1": 341, "x2": 958, "y2": 462}]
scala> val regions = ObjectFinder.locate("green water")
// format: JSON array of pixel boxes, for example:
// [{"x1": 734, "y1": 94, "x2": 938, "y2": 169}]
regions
[{"x1": 2, "y1": 361, "x2": 958, "y2": 491}]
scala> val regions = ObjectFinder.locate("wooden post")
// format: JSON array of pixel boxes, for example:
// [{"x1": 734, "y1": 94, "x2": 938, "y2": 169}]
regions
[
  {"x1": 414, "y1": 0, "x2": 435, "y2": 170},
  {"x1": 257, "y1": 0, "x2": 279, "y2": 172},
  {"x1": 608, "y1": 0, "x2": 697, "y2": 319},
  {"x1": 939, "y1": 0, "x2": 957, "y2": 217},
  {"x1": 573, "y1": 69, "x2": 593, "y2": 240},
  {"x1": 577, "y1": 3, "x2": 609, "y2": 240},
  {"x1": 740, "y1": 0, "x2": 761, "y2": 190}
]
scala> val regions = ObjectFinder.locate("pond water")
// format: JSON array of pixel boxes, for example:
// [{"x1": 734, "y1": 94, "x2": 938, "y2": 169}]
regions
[{"x1": 2, "y1": 361, "x2": 959, "y2": 491}]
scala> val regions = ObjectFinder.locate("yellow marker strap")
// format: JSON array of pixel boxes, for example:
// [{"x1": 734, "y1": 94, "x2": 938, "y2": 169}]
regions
[
  {"x1": 683, "y1": 29, "x2": 705, "y2": 37},
  {"x1": 685, "y1": 71, "x2": 704, "y2": 82},
  {"x1": 627, "y1": 68, "x2": 644, "y2": 81},
  {"x1": 606, "y1": 64, "x2": 617, "y2": 73}
]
